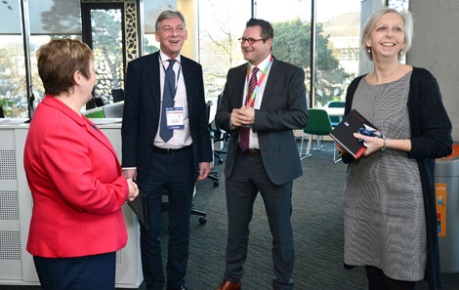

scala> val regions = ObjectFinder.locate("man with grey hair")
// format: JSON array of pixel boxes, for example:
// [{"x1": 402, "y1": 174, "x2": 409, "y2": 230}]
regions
[{"x1": 121, "y1": 10, "x2": 212, "y2": 290}]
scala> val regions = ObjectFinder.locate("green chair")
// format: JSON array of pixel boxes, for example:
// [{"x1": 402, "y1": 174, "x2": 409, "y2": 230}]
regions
[
  {"x1": 299, "y1": 108, "x2": 338, "y2": 161},
  {"x1": 327, "y1": 101, "x2": 345, "y2": 127}
]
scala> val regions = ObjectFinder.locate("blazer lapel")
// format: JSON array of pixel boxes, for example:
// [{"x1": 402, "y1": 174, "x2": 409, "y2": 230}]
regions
[
  {"x1": 145, "y1": 52, "x2": 162, "y2": 117},
  {"x1": 84, "y1": 119, "x2": 119, "y2": 159},
  {"x1": 181, "y1": 57, "x2": 195, "y2": 113},
  {"x1": 234, "y1": 65, "x2": 248, "y2": 107}
]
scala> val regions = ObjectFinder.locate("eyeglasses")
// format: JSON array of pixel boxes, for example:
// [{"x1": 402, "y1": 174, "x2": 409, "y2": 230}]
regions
[{"x1": 238, "y1": 37, "x2": 266, "y2": 45}]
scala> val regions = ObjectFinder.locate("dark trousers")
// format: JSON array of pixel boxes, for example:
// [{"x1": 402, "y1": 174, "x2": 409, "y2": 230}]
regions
[
  {"x1": 366, "y1": 266, "x2": 417, "y2": 290},
  {"x1": 33, "y1": 252, "x2": 116, "y2": 290},
  {"x1": 224, "y1": 150, "x2": 295, "y2": 290},
  {"x1": 138, "y1": 146, "x2": 195, "y2": 290}
]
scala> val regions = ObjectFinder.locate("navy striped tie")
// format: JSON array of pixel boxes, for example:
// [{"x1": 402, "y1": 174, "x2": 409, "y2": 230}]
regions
[{"x1": 159, "y1": 59, "x2": 176, "y2": 142}]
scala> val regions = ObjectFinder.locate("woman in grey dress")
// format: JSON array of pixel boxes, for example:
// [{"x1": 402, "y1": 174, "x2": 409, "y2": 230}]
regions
[{"x1": 338, "y1": 8, "x2": 452, "y2": 290}]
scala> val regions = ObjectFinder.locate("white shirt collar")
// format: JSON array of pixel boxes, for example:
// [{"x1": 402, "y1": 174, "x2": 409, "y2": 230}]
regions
[
  {"x1": 250, "y1": 54, "x2": 272, "y2": 72},
  {"x1": 159, "y1": 51, "x2": 181, "y2": 65}
]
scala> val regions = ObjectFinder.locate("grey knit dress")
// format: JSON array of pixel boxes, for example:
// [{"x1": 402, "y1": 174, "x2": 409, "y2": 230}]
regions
[{"x1": 343, "y1": 71, "x2": 427, "y2": 281}]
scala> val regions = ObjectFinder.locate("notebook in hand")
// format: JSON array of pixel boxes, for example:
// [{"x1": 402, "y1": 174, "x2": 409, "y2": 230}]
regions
[
  {"x1": 329, "y1": 109, "x2": 379, "y2": 159},
  {"x1": 127, "y1": 188, "x2": 149, "y2": 229}
]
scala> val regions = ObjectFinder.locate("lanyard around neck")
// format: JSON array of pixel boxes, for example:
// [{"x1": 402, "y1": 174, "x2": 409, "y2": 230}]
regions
[
  {"x1": 159, "y1": 55, "x2": 181, "y2": 97},
  {"x1": 245, "y1": 55, "x2": 274, "y2": 105}
]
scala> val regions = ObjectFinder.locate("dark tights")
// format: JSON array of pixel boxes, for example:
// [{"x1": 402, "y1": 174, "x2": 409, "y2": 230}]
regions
[{"x1": 365, "y1": 266, "x2": 416, "y2": 290}]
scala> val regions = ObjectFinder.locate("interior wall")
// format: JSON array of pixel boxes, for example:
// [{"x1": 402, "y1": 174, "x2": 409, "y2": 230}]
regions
[{"x1": 408, "y1": 0, "x2": 459, "y2": 141}]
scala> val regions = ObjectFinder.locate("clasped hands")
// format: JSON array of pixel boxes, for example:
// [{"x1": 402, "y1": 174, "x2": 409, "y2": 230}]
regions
[
  {"x1": 126, "y1": 178, "x2": 139, "y2": 202},
  {"x1": 230, "y1": 106, "x2": 255, "y2": 128},
  {"x1": 123, "y1": 169, "x2": 139, "y2": 202}
]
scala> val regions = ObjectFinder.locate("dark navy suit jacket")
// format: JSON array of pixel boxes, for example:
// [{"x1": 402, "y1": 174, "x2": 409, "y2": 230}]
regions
[
  {"x1": 121, "y1": 52, "x2": 212, "y2": 180},
  {"x1": 215, "y1": 57, "x2": 308, "y2": 185}
]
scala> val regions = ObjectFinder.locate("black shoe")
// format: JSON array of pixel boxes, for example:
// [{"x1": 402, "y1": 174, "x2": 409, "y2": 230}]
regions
[{"x1": 167, "y1": 286, "x2": 188, "y2": 290}]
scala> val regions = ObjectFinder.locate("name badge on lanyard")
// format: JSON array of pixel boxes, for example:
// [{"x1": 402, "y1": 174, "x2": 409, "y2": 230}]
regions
[{"x1": 165, "y1": 107, "x2": 185, "y2": 130}]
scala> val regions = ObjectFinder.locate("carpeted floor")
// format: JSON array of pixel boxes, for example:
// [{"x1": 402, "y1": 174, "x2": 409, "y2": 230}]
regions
[
  {"x1": 163, "y1": 141, "x2": 459, "y2": 290},
  {"x1": 2, "y1": 141, "x2": 459, "y2": 290}
]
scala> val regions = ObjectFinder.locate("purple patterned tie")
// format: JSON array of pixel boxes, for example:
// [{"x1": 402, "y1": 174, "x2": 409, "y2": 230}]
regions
[{"x1": 239, "y1": 67, "x2": 259, "y2": 152}]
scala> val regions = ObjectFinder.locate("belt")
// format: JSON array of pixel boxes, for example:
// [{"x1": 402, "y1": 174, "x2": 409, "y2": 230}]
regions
[
  {"x1": 152, "y1": 145, "x2": 190, "y2": 155},
  {"x1": 246, "y1": 149, "x2": 261, "y2": 157}
]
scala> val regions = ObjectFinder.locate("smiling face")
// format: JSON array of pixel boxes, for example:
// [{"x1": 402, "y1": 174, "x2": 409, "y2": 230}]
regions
[
  {"x1": 241, "y1": 25, "x2": 272, "y2": 66},
  {"x1": 366, "y1": 12, "x2": 406, "y2": 60},
  {"x1": 155, "y1": 16, "x2": 188, "y2": 59}
]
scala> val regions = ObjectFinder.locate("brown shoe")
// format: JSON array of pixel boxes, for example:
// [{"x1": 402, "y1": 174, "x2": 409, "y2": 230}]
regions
[{"x1": 216, "y1": 280, "x2": 242, "y2": 290}]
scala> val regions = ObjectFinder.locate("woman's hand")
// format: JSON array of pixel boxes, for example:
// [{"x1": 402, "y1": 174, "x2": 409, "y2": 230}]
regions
[{"x1": 353, "y1": 133, "x2": 385, "y2": 156}]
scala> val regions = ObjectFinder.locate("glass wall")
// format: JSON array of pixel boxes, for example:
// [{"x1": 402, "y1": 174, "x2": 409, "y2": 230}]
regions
[
  {"x1": 28, "y1": 0, "x2": 81, "y2": 109},
  {"x1": 142, "y1": 0, "x2": 174, "y2": 54},
  {"x1": 1, "y1": 0, "x2": 409, "y2": 118},
  {"x1": 313, "y1": 0, "x2": 360, "y2": 107},
  {"x1": 0, "y1": 0, "x2": 81, "y2": 118},
  {"x1": 0, "y1": 0, "x2": 27, "y2": 118},
  {"x1": 88, "y1": 7, "x2": 124, "y2": 104},
  {"x1": 197, "y1": 0, "x2": 251, "y2": 104},
  {"x1": 197, "y1": 0, "x2": 361, "y2": 109}
]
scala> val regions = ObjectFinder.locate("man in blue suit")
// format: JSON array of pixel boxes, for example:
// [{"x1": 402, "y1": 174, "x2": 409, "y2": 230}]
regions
[
  {"x1": 121, "y1": 10, "x2": 212, "y2": 290},
  {"x1": 215, "y1": 18, "x2": 308, "y2": 290}
]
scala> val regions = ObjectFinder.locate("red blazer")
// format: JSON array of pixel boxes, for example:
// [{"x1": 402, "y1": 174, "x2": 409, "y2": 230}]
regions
[{"x1": 24, "y1": 96, "x2": 129, "y2": 258}]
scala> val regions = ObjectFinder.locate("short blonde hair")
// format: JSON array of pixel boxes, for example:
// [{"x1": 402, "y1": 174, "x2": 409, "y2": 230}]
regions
[{"x1": 362, "y1": 8, "x2": 413, "y2": 61}]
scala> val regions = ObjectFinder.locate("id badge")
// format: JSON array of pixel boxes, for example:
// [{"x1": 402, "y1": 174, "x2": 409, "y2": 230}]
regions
[{"x1": 165, "y1": 107, "x2": 185, "y2": 130}]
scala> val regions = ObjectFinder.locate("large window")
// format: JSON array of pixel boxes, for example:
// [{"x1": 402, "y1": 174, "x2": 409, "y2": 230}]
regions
[
  {"x1": 0, "y1": 0, "x2": 27, "y2": 118},
  {"x1": 0, "y1": 0, "x2": 81, "y2": 118},
  {"x1": 198, "y1": 0, "x2": 251, "y2": 104},
  {"x1": 82, "y1": 3, "x2": 125, "y2": 105},
  {"x1": 197, "y1": 0, "x2": 361, "y2": 108},
  {"x1": 313, "y1": 0, "x2": 360, "y2": 107},
  {"x1": 142, "y1": 0, "x2": 173, "y2": 55},
  {"x1": 1, "y1": 0, "x2": 409, "y2": 118}
]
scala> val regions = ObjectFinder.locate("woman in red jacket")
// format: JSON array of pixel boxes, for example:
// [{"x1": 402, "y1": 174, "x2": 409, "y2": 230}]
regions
[{"x1": 23, "y1": 39, "x2": 138, "y2": 290}]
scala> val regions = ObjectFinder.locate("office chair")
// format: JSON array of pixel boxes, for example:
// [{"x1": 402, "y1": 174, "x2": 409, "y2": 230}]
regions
[
  {"x1": 162, "y1": 188, "x2": 207, "y2": 225},
  {"x1": 299, "y1": 108, "x2": 339, "y2": 162},
  {"x1": 206, "y1": 100, "x2": 220, "y2": 187},
  {"x1": 159, "y1": 103, "x2": 211, "y2": 225},
  {"x1": 327, "y1": 101, "x2": 345, "y2": 127},
  {"x1": 209, "y1": 94, "x2": 228, "y2": 165},
  {"x1": 95, "y1": 97, "x2": 105, "y2": 107},
  {"x1": 111, "y1": 88, "x2": 125, "y2": 103}
]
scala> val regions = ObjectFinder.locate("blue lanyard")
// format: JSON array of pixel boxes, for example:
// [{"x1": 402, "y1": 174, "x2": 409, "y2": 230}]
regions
[{"x1": 159, "y1": 55, "x2": 181, "y2": 99}]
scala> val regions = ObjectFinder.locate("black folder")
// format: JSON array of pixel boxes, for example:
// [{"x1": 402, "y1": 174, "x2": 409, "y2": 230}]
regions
[
  {"x1": 329, "y1": 109, "x2": 379, "y2": 159},
  {"x1": 127, "y1": 188, "x2": 149, "y2": 229}
]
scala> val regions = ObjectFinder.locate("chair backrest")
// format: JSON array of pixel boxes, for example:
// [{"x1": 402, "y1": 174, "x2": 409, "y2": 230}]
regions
[
  {"x1": 327, "y1": 101, "x2": 345, "y2": 108},
  {"x1": 95, "y1": 97, "x2": 105, "y2": 107},
  {"x1": 327, "y1": 101, "x2": 345, "y2": 127},
  {"x1": 112, "y1": 88, "x2": 125, "y2": 102},
  {"x1": 303, "y1": 108, "x2": 333, "y2": 135},
  {"x1": 206, "y1": 100, "x2": 213, "y2": 124}
]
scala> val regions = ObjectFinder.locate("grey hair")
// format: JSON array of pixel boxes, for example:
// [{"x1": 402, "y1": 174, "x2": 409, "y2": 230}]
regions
[
  {"x1": 362, "y1": 8, "x2": 413, "y2": 61},
  {"x1": 155, "y1": 10, "x2": 186, "y2": 32}
]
